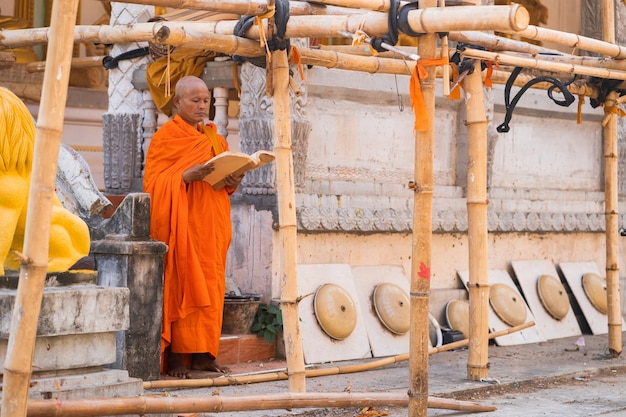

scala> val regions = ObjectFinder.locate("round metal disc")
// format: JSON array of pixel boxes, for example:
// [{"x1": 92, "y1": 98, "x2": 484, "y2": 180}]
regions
[
  {"x1": 313, "y1": 283, "x2": 357, "y2": 340},
  {"x1": 489, "y1": 283, "x2": 527, "y2": 327},
  {"x1": 582, "y1": 273, "x2": 608, "y2": 315},
  {"x1": 372, "y1": 283, "x2": 410, "y2": 335},
  {"x1": 537, "y1": 274, "x2": 570, "y2": 321},
  {"x1": 445, "y1": 299, "x2": 470, "y2": 338}
]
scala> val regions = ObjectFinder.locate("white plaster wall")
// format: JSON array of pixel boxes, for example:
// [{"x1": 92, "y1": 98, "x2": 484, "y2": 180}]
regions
[
  {"x1": 295, "y1": 231, "x2": 611, "y2": 293},
  {"x1": 491, "y1": 85, "x2": 604, "y2": 192},
  {"x1": 306, "y1": 69, "x2": 460, "y2": 192}
]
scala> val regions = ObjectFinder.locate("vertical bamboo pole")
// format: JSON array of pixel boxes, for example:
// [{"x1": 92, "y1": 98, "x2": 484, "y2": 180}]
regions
[
  {"x1": 602, "y1": 0, "x2": 622, "y2": 358},
  {"x1": 439, "y1": 0, "x2": 450, "y2": 96},
  {"x1": 273, "y1": 49, "x2": 306, "y2": 391},
  {"x1": 464, "y1": 62, "x2": 490, "y2": 380},
  {"x1": 0, "y1": 0, "x2": 80, "y2": 416},
  {"x1": 408, "y1": 1, "x2": 436, "y2": 416}
]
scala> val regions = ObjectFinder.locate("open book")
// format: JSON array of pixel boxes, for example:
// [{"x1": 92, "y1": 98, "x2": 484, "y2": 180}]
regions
[{"x1": 202, "y1": 150, "x2": 276, "y2": 190}]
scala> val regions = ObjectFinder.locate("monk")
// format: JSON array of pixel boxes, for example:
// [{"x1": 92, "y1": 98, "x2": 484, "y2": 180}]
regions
[{"x1": 143, "y1": 76, "x2": 244, "y2": 377}]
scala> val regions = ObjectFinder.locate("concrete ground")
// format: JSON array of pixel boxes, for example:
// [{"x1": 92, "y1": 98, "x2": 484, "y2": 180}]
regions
[{"x1": 145, "y1": 333, "x2": 626, "y2": 416}]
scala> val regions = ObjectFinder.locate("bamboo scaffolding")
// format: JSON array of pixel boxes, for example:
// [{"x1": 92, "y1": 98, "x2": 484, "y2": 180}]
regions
[
  {"x1": 0, "y1": 0, "x2": 80, "y2": 417},
  {"x1": 140, "y1": 321, "x2": 535, "y2": 390},
  {"x1": 25, "y1": 392, "x2": 496, "y2": 416},
  {"x1": 503, "y1": 24, "x2": 626, "y2": 59},
  {"x1": 464, "y1": 56, "x2": 490, "y2": 381},
  {"x1": 409, "y1": 1, "x2": 437, "y2": 416},
  {"x1": 460, "y1": 47, "x2": 626, "y2": 81},
  {"x1": 0, "y1": 5, "x2": 528, "y2": 50},
  {"x1": 273, "y1": 42, "x2": 307, "y2": 391},
  {"x1": 601, "y1": 0, "x2": 622, "y2": 358}
]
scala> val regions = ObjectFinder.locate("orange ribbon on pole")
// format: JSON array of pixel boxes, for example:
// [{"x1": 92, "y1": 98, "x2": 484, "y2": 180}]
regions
[{"x1": 410, "y1": 57, "x2": 448, "y2": 132}]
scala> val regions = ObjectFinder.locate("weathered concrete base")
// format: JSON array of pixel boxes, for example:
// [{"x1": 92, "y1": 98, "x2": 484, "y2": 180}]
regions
[
  {"x1": 0, "y1": 284, "x2": 140, "y2": 412},
  {"x1": 23, "y1": 369, "x2": 142, "y2": 401},
  {"x1": 0, "y1": 333, "x2": 117, "y2": 373}
]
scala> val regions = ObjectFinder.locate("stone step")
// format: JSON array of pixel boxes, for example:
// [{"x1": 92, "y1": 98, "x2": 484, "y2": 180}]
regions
[{"x1": 219, "y1": 333, "x2": 279, "y2": 365}]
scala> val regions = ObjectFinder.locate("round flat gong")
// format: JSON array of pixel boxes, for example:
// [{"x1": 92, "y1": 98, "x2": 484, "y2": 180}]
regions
[
  {"x1": 313, "y1": 283, "x2": 358, "y2": 340},
  {"x1": 582, "y1": 273, "x2": 608, "y2": 315},
  {"x1": 372, "y1": 283, "x2": 410, "y2": 335},
  {"x1": 489, "y1": 283, "x2": 527, "y2": 327},
  {"x1": 445, "y1": 299, "x2": 470, "y2": 338},
  {"x1": 537, "y1": 274, "x2": 570, "y2": 321}
]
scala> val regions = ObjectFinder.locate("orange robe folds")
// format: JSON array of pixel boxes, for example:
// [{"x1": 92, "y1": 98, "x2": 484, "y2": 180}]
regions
[{"x1": 143, "y1": 115, "x2": 233, "y2": 370}]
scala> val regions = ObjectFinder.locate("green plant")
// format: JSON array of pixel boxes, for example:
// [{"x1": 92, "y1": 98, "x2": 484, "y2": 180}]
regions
[{"x1": 251, "y1": 303, "x2": 283, "y2": 344}]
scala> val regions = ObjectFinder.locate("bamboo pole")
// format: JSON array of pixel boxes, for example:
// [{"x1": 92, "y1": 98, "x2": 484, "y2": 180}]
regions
[
  {"x1": 273, "y1": 46, "x2": 307, "y2": 391},
  {"x1": 460, "y1": 47, "x2": 626, "y2": 81},
  {"x1": 502, "y1": 52, "x2": 626, "y2": 72},
  {"x1": 25, "y1": 55, "x2": 105, "y2": 72},
  {"x1": 464, "y1": 45, "x2": 490, "y2": 381},
  {"x1": 142, "y1": 321, "x2": 535, "y2": 390},
  {"x1": 601, "y1": 0, "x2": 622, "y2": 358},
  {"x1": 0, "y1": 0, "x2": 80, "y2": 416},
  {"x1": 440, "y1": 0, "x2": 450, "y2": 96},
  {"x1": 94, "y1": 0, "x2": 368, "y2": 16},
  {"x1": 503, "y1": 24, "x2": 626, "y2": 59},
  {"x1": 449, "y1": 31, "x2": 564, "y2": 56},
  {"x1": 409, "y1": 1, "x2": 437, "y2": 416},
  {"x1": 26, "y1": 392, "x2": 496, "y2": 416}
]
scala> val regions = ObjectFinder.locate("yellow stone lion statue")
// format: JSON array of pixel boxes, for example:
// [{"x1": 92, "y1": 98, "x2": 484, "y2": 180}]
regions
[{"x1": 0, "y1": 86, "x2": 90, "y2": 275}]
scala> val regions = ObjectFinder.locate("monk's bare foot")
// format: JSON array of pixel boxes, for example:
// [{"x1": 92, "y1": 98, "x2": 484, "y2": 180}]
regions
[
  {"x1": 167, "y1": 352, "x2": 191, "y2": 379},
  {"x1": 191, "y1": 353, "x2": 230, "y2": 374}
]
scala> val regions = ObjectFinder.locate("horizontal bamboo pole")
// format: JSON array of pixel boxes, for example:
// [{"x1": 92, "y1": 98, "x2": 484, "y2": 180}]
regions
[
  {"x1": 503, "y1": 25, "x2": 626, "y2": 59},
  {"x1": 503, "y1": 52, "x2": 626, "y2": 72},
  {"x1": 95, "y1": 0, "x2": 367, "y2": 16},
  {"x1": 143, "y1": 321, "x2": 535, "y2": 390},
  {"x1": 449, "y1": 31, "x2": 563, "y2": 56},
  {"x1": 0, "y1": 5, "x2": 528, "y2": 50},
  {"x1": 300, "y1": 0, "x2": 395, "y2": 12},
  {"x1": 461, "y1": 47, "x2": 626, "y2": 81},
  {"x1": 26, "y1": 392, "x2": 496, "y2": 416},
  {"x1": 26, "y1": 56, "x2": 105, "y2": 72}
]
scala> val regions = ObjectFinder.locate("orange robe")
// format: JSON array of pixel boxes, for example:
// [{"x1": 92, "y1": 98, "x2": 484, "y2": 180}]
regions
[{"x1": 143, "y1": 115, "x2": 233, "y2": 371}]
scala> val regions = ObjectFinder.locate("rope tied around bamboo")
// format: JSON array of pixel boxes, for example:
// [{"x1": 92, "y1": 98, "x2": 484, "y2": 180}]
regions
[{"x1": 232, "y1": 0, "x2": 290, "y2": 67}]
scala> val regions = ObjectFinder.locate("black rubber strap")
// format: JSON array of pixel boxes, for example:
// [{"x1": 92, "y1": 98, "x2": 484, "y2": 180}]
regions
[
  {"x1": 497, "y1": 66, "x2": 576, "y2": 133},
  {"x1": 102, "y1": 47, "x2": 150, "y2": 70},
  {"x1": 370, "y1": 0, "x2": 400, "y2": 53}
]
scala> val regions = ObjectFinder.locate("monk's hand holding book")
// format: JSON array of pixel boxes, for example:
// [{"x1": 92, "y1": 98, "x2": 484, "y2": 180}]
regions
[{"x1": 182, "y1": 162, "x2": 216, "y2": 184}]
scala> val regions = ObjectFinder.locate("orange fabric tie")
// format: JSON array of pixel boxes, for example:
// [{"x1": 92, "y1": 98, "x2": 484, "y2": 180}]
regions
[
  {"x1": 410, "y1": 57, "x2": 448, "y2": 132},
  {"x1": 484, "y1": 61, "x2": 499, "y2": 88},
  {"x1": 577, "y1": 94, "x2": 585, "y2": 124},
  {"x1": 449, "y1": 63, "x2": 461, "y2": 100},
  {"x1": 288, "y1": 45, "x2": 305, "y2": 80}
]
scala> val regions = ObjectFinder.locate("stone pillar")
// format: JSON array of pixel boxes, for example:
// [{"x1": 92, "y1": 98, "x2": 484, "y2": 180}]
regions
[
  {"x1": 90, "y1": 193, "x2": 167, "y2": 381},
  {"x1": 213, "y1": 87, "x2": 230, "y2": 138},
  {"x1": 103, "y1": 4, "x2": 153, "y2": 195}
]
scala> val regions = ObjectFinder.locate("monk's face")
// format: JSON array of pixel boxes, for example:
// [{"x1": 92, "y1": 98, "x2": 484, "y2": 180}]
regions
[{"x1": 174, "y1": 82, "x2": 210, "y2": 126}]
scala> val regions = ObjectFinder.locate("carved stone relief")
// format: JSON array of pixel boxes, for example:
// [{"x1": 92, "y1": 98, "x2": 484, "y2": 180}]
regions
[
  {"x1": 238, "y1": 61, "x2": 310, "y2": 195},
  {"x1": 298, "y1": 206, "x2": 614, "y2": 234},
  {"x1": 102, "y1": 113, "x2": 143, "y2": 194}
]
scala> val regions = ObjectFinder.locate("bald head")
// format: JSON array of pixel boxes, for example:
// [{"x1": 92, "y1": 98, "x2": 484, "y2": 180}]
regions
[
  {"x1": 173, "y1": 76, "x2": 210, "y2": 126},
  {"x1": 175, "y1": 76, "x2": 209, "y2": 99}
]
